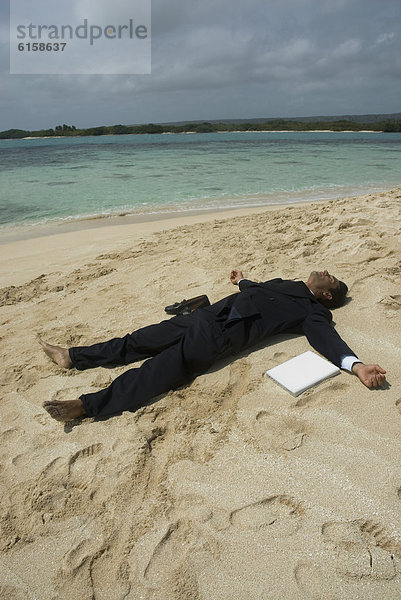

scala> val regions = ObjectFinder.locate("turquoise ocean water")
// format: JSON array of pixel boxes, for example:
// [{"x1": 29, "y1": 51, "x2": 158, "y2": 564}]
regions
[{"x1": 1, "y1": 131, "x2": 401, "y2": 240}]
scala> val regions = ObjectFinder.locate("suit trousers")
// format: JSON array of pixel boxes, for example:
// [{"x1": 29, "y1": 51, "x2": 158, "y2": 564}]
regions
[{"x1": 69, "y1": 310, "x2": 247, "y2": 418}]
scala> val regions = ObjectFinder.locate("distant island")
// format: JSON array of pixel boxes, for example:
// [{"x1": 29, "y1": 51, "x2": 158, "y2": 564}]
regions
[{"x1": 2, "y1": 113, "x2": 401, "y2": 139}]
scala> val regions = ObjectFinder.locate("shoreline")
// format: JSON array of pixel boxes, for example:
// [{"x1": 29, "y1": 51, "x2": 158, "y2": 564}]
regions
[
  {"x1": 0, "y1": 196, "x2": 330, "y2": 245},
  {"x1": 1, "y1": 181, "x2": 398, "y2": 245}
]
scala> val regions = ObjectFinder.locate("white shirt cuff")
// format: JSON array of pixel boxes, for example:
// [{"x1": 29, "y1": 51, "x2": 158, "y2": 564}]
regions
[{"x1": 341, "y1": 355, "x2": 361, "y2": 372}]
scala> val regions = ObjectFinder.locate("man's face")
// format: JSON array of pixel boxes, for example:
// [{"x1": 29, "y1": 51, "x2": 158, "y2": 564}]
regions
[{"x1": 307, "y1": 270, "x2": 340, "y2": 297}]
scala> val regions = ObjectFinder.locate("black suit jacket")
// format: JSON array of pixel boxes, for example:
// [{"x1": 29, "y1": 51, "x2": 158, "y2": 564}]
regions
[{"x1": 204, "y1": 278, "x2": 356, "y2": 367}]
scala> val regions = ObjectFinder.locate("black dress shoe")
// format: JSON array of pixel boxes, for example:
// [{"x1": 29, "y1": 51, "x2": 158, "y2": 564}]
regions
[{"x1": 164, "y1": 294, "x2": 210, "y2": 315}]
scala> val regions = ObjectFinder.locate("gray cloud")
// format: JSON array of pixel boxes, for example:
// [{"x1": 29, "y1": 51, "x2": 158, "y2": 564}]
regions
[{"x1": 1, "y1": 0, "x2": 401, "y2": 130}]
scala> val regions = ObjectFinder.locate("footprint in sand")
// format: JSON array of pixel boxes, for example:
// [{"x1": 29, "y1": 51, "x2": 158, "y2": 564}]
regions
[
  {"x1": 322, "y1": 519, "x2": 401, "y2": 581},
  {"x1": 27, "y1": 457, "x2": 69, "y2": 514},
  {"x1": 395, "y1": 398, "x2": 401, "y2": 414},
  {"x1": 143, "y1": 524, "x2": 201, "y2": 598},
  {"x1": 0, "y1": 427, "x2": 24, "y2": 444},
  {"x1": 252, "y1": 410, "x2": 308, "y2": 452},
  {"x1": 143, "y1": 520, "x2": 200, "y2": 591},
  {"x1": 142, "y1": 495, "x2": 222, "y2": 596},
  {"x1": 67, "y1": 443, "x2": 104, "y2": 488},
  {"x1": 229, "y1": 494, "x2": 303, "y2": 537},
  {"x1": 188, "y1": 359, "x2": 251, "y2": 462},
  {"x1": 294, "y1": 562, "x2": 337, "y2": 600},
  {"x1": 62, "y1": 536, "x2": 107, "y2": 574},
  {"x1": 69, "y1": 443, "x2": 103, "y2": 466},
  {"x1": 27, "y1": 452, "x2": 100, "y2": 521},
  {"x1": 56, "y1": 535, "x2": 113, "y2": 600}
]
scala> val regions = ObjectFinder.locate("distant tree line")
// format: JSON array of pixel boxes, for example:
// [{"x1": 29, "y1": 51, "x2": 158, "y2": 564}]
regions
[{"x1": 1, "y1": 119, "x2": 401, "y2": 139}]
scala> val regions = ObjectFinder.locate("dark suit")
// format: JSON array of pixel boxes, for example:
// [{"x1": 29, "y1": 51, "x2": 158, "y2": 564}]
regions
[{"x1": 71, "y1": 279, "x2": 356, "y2": 418}]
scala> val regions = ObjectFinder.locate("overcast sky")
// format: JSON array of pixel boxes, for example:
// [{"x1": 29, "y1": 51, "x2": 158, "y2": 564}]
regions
[{"x1": 1, "y1": 0, "x2": 401, "y2": 131}]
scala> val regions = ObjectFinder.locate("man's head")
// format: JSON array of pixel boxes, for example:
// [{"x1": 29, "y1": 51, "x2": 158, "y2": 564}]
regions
[{"x1": 305, "y1": 270, "x2": 348, "y2": 309}]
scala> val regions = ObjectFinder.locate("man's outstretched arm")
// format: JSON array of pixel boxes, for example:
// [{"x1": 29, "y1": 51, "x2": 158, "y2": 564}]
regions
[
  {"x1": 303, "y1": 312, "x2": 387, "y2": 389},
  {"x1": 230, "y1": 269, "x2": 387, "y2": 390}
]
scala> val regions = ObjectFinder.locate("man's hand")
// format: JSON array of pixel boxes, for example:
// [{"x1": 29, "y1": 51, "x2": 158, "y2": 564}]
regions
[
  {"x1": 230, "y1": 269, "x2": 244, "y2": 285},
  {"x1": 352, "y1": 363, "x2": 386, "y2": 388}
]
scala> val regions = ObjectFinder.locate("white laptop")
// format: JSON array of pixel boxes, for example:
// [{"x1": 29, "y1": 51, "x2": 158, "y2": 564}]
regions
[{"x1": 266, "y1": 350, "x2": 340, "y2": 396}]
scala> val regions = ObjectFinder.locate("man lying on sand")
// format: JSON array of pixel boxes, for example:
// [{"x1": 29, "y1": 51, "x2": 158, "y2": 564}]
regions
[{"x1": 40, "y1": 269, "x2": 386, "y2": 422}]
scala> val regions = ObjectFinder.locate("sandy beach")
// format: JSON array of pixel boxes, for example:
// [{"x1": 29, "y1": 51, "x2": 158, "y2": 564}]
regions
[{"x1": 1, "y1": 188, "x2": 401, "y2": 600}]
